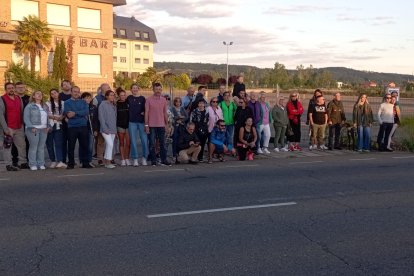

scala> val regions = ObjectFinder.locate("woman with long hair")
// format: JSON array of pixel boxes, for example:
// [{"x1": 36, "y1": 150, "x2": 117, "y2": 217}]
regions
[
  {"x1": 353, "y1": 94, "x2": 373, "y2": 152},
  {"x1": 190, "y1": 100, "x2": 209, "y2": 162},
  {"x1": 233, "y1": 98, "x2": 254, "y2": 147},
  {"x1": 207, "y1": 97, "x2": 223, "y2": 133},
  {"x1": 98, "y1": 90, "x2": 117, "y2": 169},
  {"x1": 237, "y1": 117, "x2": 257, "y2": 161},
  {"x1": 24, "y1": 91, "x2": 50, "y2": 170},
  {"x1": 286, "y1": 93, "x2": 304, "y2": 151},
  {"x1": 116, "y1": 89, "x2": 130, "y2": 166},
  {"x1": 170, "y1": 97, "x2": 188, "y2": 161},
  {"x1": 46, "y1": 88, "x2": 66, "y2": 168}
]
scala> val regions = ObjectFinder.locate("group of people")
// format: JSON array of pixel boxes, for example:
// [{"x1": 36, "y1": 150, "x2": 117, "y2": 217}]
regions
[{"x1": 0, "y1": 74, "x2": 402, "y2": 171}]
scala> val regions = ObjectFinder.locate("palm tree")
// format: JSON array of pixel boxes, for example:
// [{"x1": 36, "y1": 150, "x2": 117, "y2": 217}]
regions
[{"x1": 14, "y1": 15, "x2": 52, "y2": 74}]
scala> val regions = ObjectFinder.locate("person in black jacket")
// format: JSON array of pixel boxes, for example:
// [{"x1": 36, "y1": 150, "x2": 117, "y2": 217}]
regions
[
  {"x1": 233, "y1": 98, "x2": 254, "y2": 146},
  {"x1": 81, "y1": 92, "x2": 98, "y2": 168},
  {"x1": 232, "y1": 73, "x2": 245, "y2": 98},
  {"x1": 177, "y1": 122, "x2": 201, "y2": 164},
  {"x1": 189, "y1": 86, "x2": 208, "y2": 113}
]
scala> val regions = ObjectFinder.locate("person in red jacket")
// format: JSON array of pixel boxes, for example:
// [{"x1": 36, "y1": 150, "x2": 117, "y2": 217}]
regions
[{"x1": 286, "y1": 93, "x2": 304, "y2": 151}]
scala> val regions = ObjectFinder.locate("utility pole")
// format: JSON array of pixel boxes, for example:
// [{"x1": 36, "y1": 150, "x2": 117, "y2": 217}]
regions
[{"x1": 223, "y1": 41, "x2": 233, "y2": 91}]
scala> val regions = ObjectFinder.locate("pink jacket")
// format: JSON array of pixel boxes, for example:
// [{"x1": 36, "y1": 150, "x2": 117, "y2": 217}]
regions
[{"x1": 207, "y1": 106, "x2": 223, "y2": 132}]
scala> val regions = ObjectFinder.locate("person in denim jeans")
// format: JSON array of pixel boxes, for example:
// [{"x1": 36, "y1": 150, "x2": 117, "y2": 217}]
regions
[
  {"x1": 24, "y1": 91, "x2": 51, "y2": 170},
  {"x1": 145, "y1": 83, "x2": 171, "y2": 166},
  {"x1": 353, "y1": 94, "x2": 374, "y2": 152},
  {"x1": 127, "y1": 83, "x2": 148, "y2": 166},
  {"x1": 46, "y1": 88, "x2": 66, "y2": 169}
]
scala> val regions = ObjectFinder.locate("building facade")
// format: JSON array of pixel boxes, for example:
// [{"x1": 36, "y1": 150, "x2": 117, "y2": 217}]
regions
[
  {"x1": 113, "y1": 15, "x2": 157, "y2": 79},
  {"x1": 0, "y1": 0, "x2": 126, "y2": 91}
]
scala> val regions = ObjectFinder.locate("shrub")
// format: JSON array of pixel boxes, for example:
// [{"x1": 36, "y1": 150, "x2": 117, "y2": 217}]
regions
[{"x1": 397, "y1": 117, "x2": 414, "y2": 151}]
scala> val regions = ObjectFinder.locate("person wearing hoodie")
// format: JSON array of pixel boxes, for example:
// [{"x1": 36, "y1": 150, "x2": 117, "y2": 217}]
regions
[
  {"x1": 218, "y1": 92, "x2": 236, "y2": 154},
  {"x1": 327, "y1": 92, "x2": 346, "y2": 150},
  {"x1": 208, "y1": 119, "x2": 227, "y2": 164},
  {"x1": 271, "y1": 97, "x2": 289, "y2": 152}
]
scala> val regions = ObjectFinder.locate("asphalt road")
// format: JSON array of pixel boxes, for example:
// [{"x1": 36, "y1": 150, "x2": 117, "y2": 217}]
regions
[{"x1": 1, "y1": 151, "x2": 414, "y2": 275}]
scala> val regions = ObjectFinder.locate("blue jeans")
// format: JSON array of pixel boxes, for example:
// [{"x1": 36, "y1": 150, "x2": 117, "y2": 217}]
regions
[
  {"x1": 26, "y1": 128, "x2": 48, "y2": 167},
  {"x1": 149, "y1": 127, "x2": 167, "y2": 163},
  {"x1": 129, "y1": 122, "x2": 148, "y2": 159},
  {"x1": 357, "y1": 126, "x2": 371, "y2": 150},
  {"x1": 225, "y1": 124, "x2": 234, "y2": 151},
  {"x1": 46, "y1": 127, "x2": 63, "y2": 162}
]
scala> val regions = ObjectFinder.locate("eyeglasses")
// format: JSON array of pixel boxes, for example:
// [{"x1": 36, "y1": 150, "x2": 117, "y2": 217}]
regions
[
  {"x1": 219, "y1": 125, "x2": 226, "y2": 127},
  {"x1": 238, "y1": 101, "x2": 244, "y2": 104},
  {"x1": 211, "y1": 101, "x2": 218, "y2": 103},
  {"x1": 291, "y1": 95, "x2": 297, "y2": 97}
]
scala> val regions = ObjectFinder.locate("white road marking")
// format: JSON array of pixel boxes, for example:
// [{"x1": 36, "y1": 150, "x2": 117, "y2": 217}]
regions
[
  {"x1": 58, "y1": 173, "x2": 104, "y2": 178},
  {"x1": 147, "y1": 202, "x2": 297, "y2": 218},
  {"x1": 0, "y1": 178, "x2": 10, "y2": 181},
  {"x1": 392, "y1": 156, "x2": 414, "y2": 159},
  {"x1": 143, "y1": 169, "x2": 185, "y2": 173},
  {"x1": 290, "y1": 161, "x2": 324, "y2": 165},
  {"x1": 224, "y1": 164, "x2": 259, "y2": 168},
  {"x1": 349, "y1": 158, "x2": 376, "y2": 161}
]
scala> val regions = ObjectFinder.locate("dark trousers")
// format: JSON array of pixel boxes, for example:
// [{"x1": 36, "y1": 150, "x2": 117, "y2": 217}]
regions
[
  {"x1": 328, "y1": 123, "x2": 341, "y2": 148},
  {"x1": 61, "y1": 122, "x2": 69, "y2": 163},
  {"x1": 67, "y1": 126, "x2": 89, "y2": 166},
  {"x1": 149, "y1": 127, "x2": 167, "y2": 163},
  {"x1": 238, "y1": 146, "x2": 256, "y2": 160},
  {"x1": 196, "y1": 131, "x2": 208, "y2": 161},
  {"x1": 377, "y1": 123, "x2": 393, "y2": 150},
  {"x1": 172, "y1": 125, "x2": 184, "y2": 157}
]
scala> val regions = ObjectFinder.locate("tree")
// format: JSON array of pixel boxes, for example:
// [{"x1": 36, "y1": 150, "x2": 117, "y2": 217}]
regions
[
  {"x1": 267, "y1": 62, "x2": 290, "y2": 89},
  {"x1": 52, "y1": 39, "x2": 67, "y2": 81},
  {"x1": 14, "y1": 15, "x2": 52, "y2": 74},
  {"x1": 175, "y1": 73, "x2": 191, "y2": 89},
  {"x1": 196, "y1": 74, "x2": 213, "y2": 85},
  {"x1": 65, "y1": 35, "x2": 75, "y2": 82}
]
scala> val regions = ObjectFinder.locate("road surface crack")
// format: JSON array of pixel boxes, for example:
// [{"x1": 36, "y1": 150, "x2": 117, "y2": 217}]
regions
[{"x1": 26, "y1": 227, "x2": 55, "y2": 275}]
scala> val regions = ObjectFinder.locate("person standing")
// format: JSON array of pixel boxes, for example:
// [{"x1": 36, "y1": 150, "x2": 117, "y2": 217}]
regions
[
  {"x1": 99, "y1": 90, "x2": 117, "y2": 169},
  {"x1": 116, "y1": 89, "x2": 130, "y2": 166},
  {"x1": 219, "y1": 92, "x2": 237, "y2": 155},
  {"x1": 377, "y1": 94, "x2": 395, "y2": 152},
  {"x1": 234, "y1": 98, "x2": 254, "y2": 148},
  {"x1": 170, "y1": 97, "x2": 188, "y2": 161},
  {"x1": 59, "y1": 80, "x2": 72, "y2": 164},
  {"x1": 46, "y1": 88, "x2": 67, "y2": 169},
  {"x1": 127, "y1": 83, "x2": 148, "y2": 166},
  {"x1": 64, "y1": 86, "x2": 92, "y2": 169},
  {"x1": 217, "y1": 85, "x2": 226, "y2": 103},
  {"x1": 248, "y1": 92, "x2": 262, "y2": 152},
  {"x1": 23, "y1": 91, "x2": 50, "y2": 170},
  {"x1": 387, "y1": 95, "x2": 401, "y2": 150},
  {"x1": 306, "y1": 89, "x2": 323, "y2": 150},
  {"x1": 93, "y1": 83, "x2": 111, "y2": 166},
  {"x1": 232, "y1": 73, "x2": 245, "y2": 98},
  {"x1": 327, "y1": 93, "x2": 346, "y2": 150},
  {"x1": 190, "y1": 86, "x2": 208, "y2": 113},
  {"x1": 145, "y1": 83, "x2": 171, "y2": 166},
  {"x1": 207, "y1": 97, "x2": 224, "y2": 134},
  {"x1": 190, "y1": 100, "x2": 209, "y2": 162},
  {"x1": 309, "y1": 95, "x2": 328, "y2": 150},
  {"x1": 177, "y1": 122, "x2": 201, "y2": 164},
  {"x1": 353, "y1": 94, "x2": 373, "y2": 152},
  {"x1": 81, "y1": 92, "x2": 98, "y2": 168},
  {"x1": 0, "y1": 82, "x2": 29, "y2": 171},
  {"x1": 181, "y1": 86, "x2": 196, "y2": 116},
  {"x1": 12, "y1": 81, "x2": 30, "y2": 166},
  {"x1": 271, "y1": 97, "x2": 289, "y2": 152},
  {"x1": 257, "y1": 92, "x2": 272, "y2": 154},
  {"x1": 286, "y1": 93, "x2": 304, "y2": 151}
]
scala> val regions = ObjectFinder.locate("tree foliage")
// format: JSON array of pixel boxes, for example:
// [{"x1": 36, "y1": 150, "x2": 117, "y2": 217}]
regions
[
  {"x1": 197, "y1": 74, "x2": 213, "y2": 85},
  {"x1": 65, "y1": 35, "x2": 75, "y2": 82},
  {"x1": 14, "y1": 15, "x2": 52, "y2": 74},
  {"x1": 52, "y1": 39, "x2": 67, "y2": 81}
]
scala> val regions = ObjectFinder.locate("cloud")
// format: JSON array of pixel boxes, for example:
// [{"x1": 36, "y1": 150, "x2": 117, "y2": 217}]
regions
[
  {"x1": 337, "y1": 15, "x2": 396, "y2": 25},
  {"x1": 351, "y1": 39, "x2": 370, "y2": 43},
  {"x1": 264, "y1": 5, "x2": 334, "y2": 15},
  {"x1": 116, "y1": 0, "x2": 238, "y2": 19}
]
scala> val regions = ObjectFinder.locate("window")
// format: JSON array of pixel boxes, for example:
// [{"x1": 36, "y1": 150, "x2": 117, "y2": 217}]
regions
[
  {"x1": 113, "y1": 56, "x2": 117, "y2": 62},
  {"x1": 119, "y1": 29, "x2": 126, "y2": 36},
  {"x1": 120, "y1": 43, "x2": 126, "y2": 49},
  {"x1": 120, "y1": 57, "x2": 126, "y2": 63},
  {"x1": 47, "y1": 4, "x2": 70, "y2": 26},
  {"x1": 134, "y1": 31, "x2": 141, "y2": 38},
  {"x1": 113, "y1": 42, "x2": 117, "y2": 48},
  {"x1": 11, "y1": 0, "x2": 39, "y2": 21},
  {"x1": 78, "y1": 54, "x2": 101, "y2": 74},
  {"x1": 143, "y1": 45, "x2": 149, "y2": 51},
  {"x1": 143, "y1": 59, "x2": 149, "y2": 64},
  {"x1": 113, "y1": 29, "x2": 117, "y2": 35},
  {"x1": 135, "y1": 58, "x2": 141, "y2": 64},
  {"x1": 143, "y1": 32, "x2": 149, "y2": 39},
  {"x1": 134, "y1": 44, "x2": 141, "y2": 50},
  {"x1": 78, "y1": 8, "x2": 101, "y2": 30}
]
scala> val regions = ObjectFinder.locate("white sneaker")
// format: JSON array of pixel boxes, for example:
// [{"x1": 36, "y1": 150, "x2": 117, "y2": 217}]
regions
[
  {"x1": 121, "y1": 159, "x2": 126, "y2": 166},
  {"x1": 105, "y1": 164, "x2": 116, "y2": 169},
  {"x1": 126, "y1": 159, "x2": 131, "y2": 166},
  {"x1": 257, "y1": 148, "x2": 264, "y2": 154},
  {"x1": 309, "y1": 145, "x2": 313, "y2": 150},
  {"x1": 49, "y1": 162, "x2": 57, "y2": 169},
  {"x1": 30, "y1": 166, "x2": 37, "y2": 171},
  {"x1": 274, "y1": 148, "x2": 280, "y2": 152},
  {"x1": 141, "y1": 158, "x2": 148, "y2": 166},
  {"x1": 56, "y1": 162, "x2": 67, "y2": 169},
  {"x1": 88, "y1": 162, "x2": 95, "y2": 168},
  {"x1": 39, "y1": 165, "x2": 46, "y2": 170},
  {"x1": 263, "y1": 148, "x2": 270, "y2": 154},
  {"x1": 133, "y1": 159, "x2": 139, "y2": 167},
  {"x1": 320, "y1": 145, "x2": 328, "y2": 150},
  {"x1": 280, "y1": 147, "x2": 288, "y2": 152}
]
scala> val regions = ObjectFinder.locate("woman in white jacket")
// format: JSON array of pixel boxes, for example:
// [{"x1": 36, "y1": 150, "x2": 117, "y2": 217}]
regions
[{"x1": 377, "y1": 94, "x2": 394, "y2": 151}]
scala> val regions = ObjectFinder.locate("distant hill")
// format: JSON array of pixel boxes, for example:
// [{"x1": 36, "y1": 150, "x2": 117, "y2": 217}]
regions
[{"x1": 154, "y1": 62, "x2": 413, "y2": 85}]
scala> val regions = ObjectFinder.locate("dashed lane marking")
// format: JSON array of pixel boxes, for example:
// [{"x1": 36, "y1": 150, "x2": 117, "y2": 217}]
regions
[
  {"x1": 58, "y1": 173, "x2": 105, "y2": 178},
  {"x1": 349, "y1": 158, "x2": 376, "y2": 161},
  {"x1": 143, "y1": 169, "x2": 185, "y2": 173},
  {"x1": 392, "y1": 156, "x2": 414, "y2": 159},
  {"x1": 290, "y1": 161, "x2": 324, "y2": 165}
]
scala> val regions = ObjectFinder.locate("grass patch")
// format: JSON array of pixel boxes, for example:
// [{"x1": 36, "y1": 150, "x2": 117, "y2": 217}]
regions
[{"x1": 397, "y1": 118, "x2": 414, "y2": 152}]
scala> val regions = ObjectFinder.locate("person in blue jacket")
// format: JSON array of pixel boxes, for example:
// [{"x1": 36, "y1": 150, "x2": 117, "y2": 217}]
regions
[{"x1": 208, "y1": 119, "x2": 227, "y2": 164}]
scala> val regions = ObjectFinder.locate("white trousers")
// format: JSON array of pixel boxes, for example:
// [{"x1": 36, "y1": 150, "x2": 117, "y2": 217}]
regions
[
  {"x1": 102, "y1": 133, "x2": 116, "y2": 160},
  {"x1": 259, "y1": 124, "x2": 271, "y2": 148}
]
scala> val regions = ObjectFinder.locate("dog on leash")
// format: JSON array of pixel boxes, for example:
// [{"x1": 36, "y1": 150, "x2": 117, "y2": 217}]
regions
[{"x1": 341, "y1": 122, "x2": 356, "y2": 150}]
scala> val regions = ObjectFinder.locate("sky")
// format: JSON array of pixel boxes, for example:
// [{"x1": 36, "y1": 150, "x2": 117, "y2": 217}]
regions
[{"x1": 114, "y1": 0, "x2": 414, "y2": 74}]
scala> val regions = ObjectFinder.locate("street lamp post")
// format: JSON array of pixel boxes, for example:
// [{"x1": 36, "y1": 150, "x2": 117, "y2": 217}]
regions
[{"x1": 223, "y1": 41, "x2": 233, "y2": 91}]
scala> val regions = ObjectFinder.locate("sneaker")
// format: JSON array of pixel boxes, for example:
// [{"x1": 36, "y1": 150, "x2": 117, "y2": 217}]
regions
[
  {"x1": 81, "y1": 163, "x2": 94, "y2": 169},
  {"x1": 263, "y1": 148, "x2": 270, "y2": 154},
  {"x1": 357, "y1": 149, "x2": 363, "y2": 152},
  {"x1": 141, "y1": 158, "x2": 148, "y2": 166},
  {"x1": 151, "y1": 161, "x2": 157, "y2": 167},
  {"x1": 105, "y1": 164, "x2": 116, "y2": 169},
  {"x1": 161, "y1": 161, "x2": 172, "y2": 166},
  {"x1": 19, "y1": 163, "x2": 30, "y2": 170},
  {"x1": 126, "y1": 159, "x2": 131, "y2": 166},
  {"x1": 49, "y1": 162, "x2": 57, "y2": 169},
  {"x1": 121, "y1": 160, "x2": 127, "y2": 166},
  {"x1": 363, "y1": 149, "x2": 370, "y2": 152},
  {"x1": 6, "y1": 165, "x2": 19, "y2": 171},
  {"x1": 56, "y1": 162, "x2": 67, "y2": 169},
  {"x1": 309, "y1": 145, "x2": 313, "y2": 150},
  {"x1": 280, "y1": 147, "x2": 288, "y2": 152},
  {"x1": 257, "y1": 148, "x2": 264, "y2": 154},
  {"x1": 274, "y1": 148, "x2": 280, "y2": 152},
  {"x1": 198, "y1": 159, "x2": 205, "y2": 163},
  {"x1": 320, "y1": 145, "x2": 328, "y2": 150},
  {"x1": 133, "y1": 159, "x2": 139, "y2": 167},
  {"x1": 39, "y1": 166, "x2": 46, "y2": 170},
  {"x1": 88, "y1": 162, "x2": 96, "y2": 168},
  {"x1": 30, "y1": 166, "x2": 38, "y2": 171},
  {"x1": 98, "y1": 160, "x2": 104, "y2": 166},
  {"x1": 310, "y1": 145, "x2": 317, "y2": 151}
]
